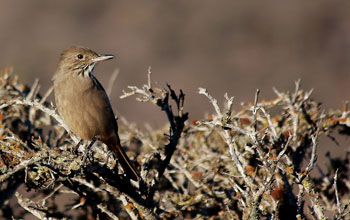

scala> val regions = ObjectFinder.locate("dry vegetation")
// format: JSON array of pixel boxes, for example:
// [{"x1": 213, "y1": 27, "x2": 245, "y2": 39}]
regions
[{"x1": 0, "y1": 67, "x2": 349, "y2": 220}]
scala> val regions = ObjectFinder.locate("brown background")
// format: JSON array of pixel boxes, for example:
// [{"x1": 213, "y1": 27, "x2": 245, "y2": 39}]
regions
[
  {"x1": 0, "y1": 1, "x2": 349, "y2": 127},
  {"x1": 1, "y1": 2, "x2": 349, "y2": 218}
]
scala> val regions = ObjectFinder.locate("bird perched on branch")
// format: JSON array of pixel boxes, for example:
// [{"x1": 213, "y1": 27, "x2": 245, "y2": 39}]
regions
[{"x1": 53, "y1": 46, "x2": 139, "y2": 181}]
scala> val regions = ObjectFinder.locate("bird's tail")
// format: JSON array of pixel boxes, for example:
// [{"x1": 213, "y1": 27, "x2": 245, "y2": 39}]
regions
[{"x1": 108, "y1": 142, "x2": 140, "y2": 181}]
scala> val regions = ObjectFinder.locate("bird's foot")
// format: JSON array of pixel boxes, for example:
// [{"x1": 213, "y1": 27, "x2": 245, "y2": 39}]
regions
[
  {"x1": 81, "y1": 137, "x2": 97, "y2": 166},
  {"x1": 71, "y1": 139, "x2": 83, "y2": 155}
]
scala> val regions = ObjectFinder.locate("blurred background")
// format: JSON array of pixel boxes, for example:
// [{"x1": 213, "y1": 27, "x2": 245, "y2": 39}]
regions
[
  {"x1": 0, "y1": 1, "x2": 349, "y2": 127},
  {"x1": 1, "y1": 2, "x2": 349, "y2": 218}
]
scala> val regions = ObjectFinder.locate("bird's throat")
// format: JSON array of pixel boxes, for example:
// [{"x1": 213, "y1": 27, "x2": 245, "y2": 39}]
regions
[{"x1": 83, "y1": 63, "x2": 96, "y2": 78}]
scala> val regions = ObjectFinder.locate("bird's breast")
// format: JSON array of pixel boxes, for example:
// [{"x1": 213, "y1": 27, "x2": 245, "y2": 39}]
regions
[{"x1": 53, "y1": 75, "x2": 116, "y2": 140}]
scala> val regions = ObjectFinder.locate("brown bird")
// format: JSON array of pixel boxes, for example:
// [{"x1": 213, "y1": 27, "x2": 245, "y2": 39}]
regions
[{"x1": 53, "y1": 46, "x2": 139, "y2": 181}]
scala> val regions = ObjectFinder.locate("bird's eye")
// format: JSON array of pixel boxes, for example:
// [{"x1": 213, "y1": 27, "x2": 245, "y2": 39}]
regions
[{"x1": 77, "y1": 54, "x2": 84, "y2": 59}]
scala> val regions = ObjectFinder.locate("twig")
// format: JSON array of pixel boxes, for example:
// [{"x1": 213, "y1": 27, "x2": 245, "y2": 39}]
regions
[
  {"x1": 334, "y1": 169, "x2": 342, "y2": 218},
  {"x1": 26, "y1": 79, "x2": 40, "y2": 101},
  {"x1": 120, "y1": 195, "x2": 138, "y2": 220},
  {"x1": 97, "y1": 204, "x2": 119, "y2": 220},
  {"x1": 305, "y1": 134, "x2": 318, "y2": 173},
  {"x1": 107, "y1": 68, "x2": 120, "y2": 96},
  {"x1": 40, "y1": 86, "x2": 53, "y2": 104},
  {"x1": 40, "y1": 183, "x2": 64, "y2": 206},
  {"x1": 0, "y1": 151, "x2": 48, "y2": 183},
  {"x1": 198, "y1": 88, "x2": 253, "y2": 188},
  {"x1": 0, "y1": 98, "x2": 79, "y2": 144},
  {"x1": 16, "y1": 192, "x2": 61, "y2": 220}
]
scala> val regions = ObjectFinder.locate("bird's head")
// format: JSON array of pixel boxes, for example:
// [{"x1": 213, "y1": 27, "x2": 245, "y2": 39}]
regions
[{"x1": 56, "y1": 46, "x2": 114, "y2": 78}]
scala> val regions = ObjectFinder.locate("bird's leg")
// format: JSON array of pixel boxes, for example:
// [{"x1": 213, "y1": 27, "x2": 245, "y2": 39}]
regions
[
  {"x1": 72, "y1": 139, "x2": 83, "y2": 155},
  {"x1": 81, "y1": 137, "x2": 98, "y2": 165}
]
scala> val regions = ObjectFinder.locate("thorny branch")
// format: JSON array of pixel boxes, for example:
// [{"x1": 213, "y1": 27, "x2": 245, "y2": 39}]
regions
[
  {"x1": 121, "y1": 68, "x2": 189, "y2": 204},
  {"x1": 196, "y1": 79, "x2": 350, "y2": 219},
  {"x1": 0, "y1": 68, "x2": 188, "y2": 219},
  {"x1": 1, "y1": 68, "x2": 350, "y2": 219}
]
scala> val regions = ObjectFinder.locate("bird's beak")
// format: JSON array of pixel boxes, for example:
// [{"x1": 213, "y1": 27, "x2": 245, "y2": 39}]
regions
[{"x1": 91, "y1": 54, "x2": 114, "y2": 63}]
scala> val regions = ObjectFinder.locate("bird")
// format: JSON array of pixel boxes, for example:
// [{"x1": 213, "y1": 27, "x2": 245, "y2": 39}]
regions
[{"x1": 52, "y1": 46, "x2": 140, "y2": 181}]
